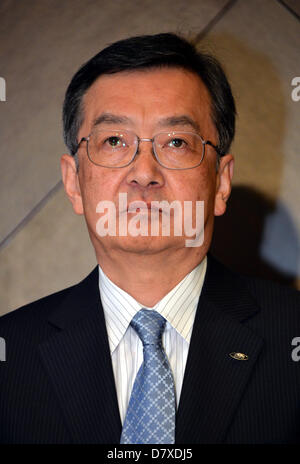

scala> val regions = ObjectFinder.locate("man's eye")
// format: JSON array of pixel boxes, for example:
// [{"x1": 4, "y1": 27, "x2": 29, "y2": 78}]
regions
[
  {"x1": 169, "y1": 138, "x2": 186, "y2": 148},
  {"x1": 106, "y1": 136, "x2": 122, "y2": 147}
]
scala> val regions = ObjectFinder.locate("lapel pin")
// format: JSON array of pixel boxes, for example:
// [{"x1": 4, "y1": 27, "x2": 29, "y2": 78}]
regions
[{"x1": 229, "y1": 352, "x2": 249, "y2": 361}]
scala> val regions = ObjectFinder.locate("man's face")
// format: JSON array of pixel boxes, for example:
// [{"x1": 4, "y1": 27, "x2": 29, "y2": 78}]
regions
[{"x1": 61, "y1": 67, "x2": 233, "y2": 259}]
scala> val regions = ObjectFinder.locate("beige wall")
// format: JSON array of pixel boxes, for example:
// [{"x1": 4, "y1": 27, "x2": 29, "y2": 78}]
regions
[{"x1": 0, "y1": 0, "x2": 299, "y2": 315}]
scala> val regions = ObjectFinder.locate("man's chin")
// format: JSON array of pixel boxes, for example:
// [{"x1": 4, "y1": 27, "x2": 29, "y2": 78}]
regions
[{"x1": 98, "y1": 234, "x2": 184, "y2": 255}]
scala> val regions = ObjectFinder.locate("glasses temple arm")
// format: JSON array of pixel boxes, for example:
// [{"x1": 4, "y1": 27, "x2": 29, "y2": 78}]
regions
[
  {"x1": 74, "y1": 136, "x2": 88, "y2": 156},
  {"x1": 205, "y1": 140, "x2": 224, "y2": 157}
]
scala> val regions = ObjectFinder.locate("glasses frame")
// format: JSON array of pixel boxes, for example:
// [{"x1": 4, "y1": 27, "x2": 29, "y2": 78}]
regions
[{"x1": 75, "y1": 129, "x2": 222, "y2": 170}]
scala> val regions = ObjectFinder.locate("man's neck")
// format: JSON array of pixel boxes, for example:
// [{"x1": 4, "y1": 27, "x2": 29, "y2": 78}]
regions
[{"x1": 95, "y1": 247, "x2": 207, "y2": 307}]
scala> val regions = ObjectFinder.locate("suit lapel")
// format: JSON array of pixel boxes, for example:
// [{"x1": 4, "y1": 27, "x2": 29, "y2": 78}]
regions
[
  {"x1": 38, "y1": 268, "x2": 122, "y2": 443},
  {"x1": 176, "y1": 255, "x2": 264, "y2": 443}
]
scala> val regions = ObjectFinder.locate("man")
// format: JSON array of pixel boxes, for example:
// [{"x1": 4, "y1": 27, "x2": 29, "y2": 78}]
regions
[{"x1": 0, "y1": 33, "x2": 299, "y2": 444}]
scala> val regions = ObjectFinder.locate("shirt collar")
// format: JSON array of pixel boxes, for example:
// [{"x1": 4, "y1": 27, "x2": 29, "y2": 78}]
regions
[{"x1": 98, "y1": 256, "x2": 207, "y2": 354}]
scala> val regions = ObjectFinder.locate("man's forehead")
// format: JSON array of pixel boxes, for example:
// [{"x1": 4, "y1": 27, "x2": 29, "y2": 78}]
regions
[
  {"x1": 84, "y1": 67, "x2": 210, "y2": 101},
  {"x1": 80, "y1": 67, "x2": 213, "y2": 132}
]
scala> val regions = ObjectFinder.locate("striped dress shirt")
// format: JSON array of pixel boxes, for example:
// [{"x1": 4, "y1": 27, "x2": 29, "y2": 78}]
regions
[{"x1": 98, "y1": 255, "x2": 207, "y2": 424}]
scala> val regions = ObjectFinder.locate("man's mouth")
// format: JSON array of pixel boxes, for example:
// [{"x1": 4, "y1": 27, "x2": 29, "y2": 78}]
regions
[
  {"x1": 127, "y1": 202, "x2": 163, "y2": 213},
  {"x1": 111, "y1": 192, "x2": 177, "y2": 216}
]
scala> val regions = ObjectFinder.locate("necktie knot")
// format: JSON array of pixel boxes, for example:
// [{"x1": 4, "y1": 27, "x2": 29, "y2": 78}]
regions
[{"x1": 130, "y1": 309, "x2": 166, "y2": 346}]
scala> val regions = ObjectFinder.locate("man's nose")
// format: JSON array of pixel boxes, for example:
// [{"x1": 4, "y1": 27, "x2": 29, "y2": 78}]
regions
[{"x1": 125, "y1": 140, "x2": 164, "y2": 189}]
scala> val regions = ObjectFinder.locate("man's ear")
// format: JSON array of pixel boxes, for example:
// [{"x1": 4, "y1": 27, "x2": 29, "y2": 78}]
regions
[
  {"x1": 60, "y1": 154, "x2": 84, "y2": 215},
  {"x1": 214, "y1": 154, "x2": 234, "y2": 216}
]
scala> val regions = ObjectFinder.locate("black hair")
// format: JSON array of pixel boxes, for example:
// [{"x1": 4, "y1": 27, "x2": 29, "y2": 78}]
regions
[{"x1": 63, "y1": 32, "x2": 236, "y2": 157}]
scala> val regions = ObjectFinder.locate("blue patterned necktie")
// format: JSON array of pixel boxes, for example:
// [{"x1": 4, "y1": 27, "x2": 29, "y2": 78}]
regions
[{"x1": 120, "y1": 309, "x2": 176, "y2": 444}]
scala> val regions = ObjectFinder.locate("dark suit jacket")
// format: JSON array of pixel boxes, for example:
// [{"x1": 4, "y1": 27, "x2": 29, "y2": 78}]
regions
[{"x1": 1, "y1": 254, "x2": 300, "y2": 444}]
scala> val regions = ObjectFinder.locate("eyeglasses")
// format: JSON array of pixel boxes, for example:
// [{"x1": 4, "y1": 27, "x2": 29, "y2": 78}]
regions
[{"x1": 76, "y1": 129, "x2": 221, "y2": 170}]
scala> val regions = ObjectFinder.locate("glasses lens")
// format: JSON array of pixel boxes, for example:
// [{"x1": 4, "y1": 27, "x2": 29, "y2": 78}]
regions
[
  {"x1": 87, "y1": 130, "x2": 136, "y2": 167},
  {"x1": 154, "y1": 132, "x2": 204, "y2": 169}
]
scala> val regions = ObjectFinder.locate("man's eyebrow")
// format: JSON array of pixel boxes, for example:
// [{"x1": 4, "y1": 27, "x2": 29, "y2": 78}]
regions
[
  {"x1": 91, "y1": 113, "x2": 201, "y2": 133},
  {"x1": 92, "y1": 113, "x2": 133, "y2": 128},
  {"x1": 156, "y1": 115, "x2": 201, "y2": 133}
]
